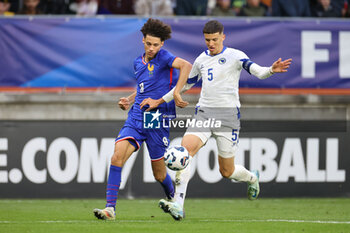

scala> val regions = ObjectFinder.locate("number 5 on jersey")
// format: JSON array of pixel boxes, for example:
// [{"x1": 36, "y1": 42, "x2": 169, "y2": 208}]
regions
[
  {"x1": 232, "y1": 129, "x2": 238, "y2": 142},
  {"x1": 208, "y1": 68, "x2": 213, "y2": 81}
]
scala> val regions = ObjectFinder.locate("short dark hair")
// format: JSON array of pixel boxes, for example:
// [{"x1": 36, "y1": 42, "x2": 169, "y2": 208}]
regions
[
  {"x1": 140, "y1": 18, "x2": 172, "y2": 41},
  {"x1": 203, "y1": 20, "x2": 224, "y2": 34}
]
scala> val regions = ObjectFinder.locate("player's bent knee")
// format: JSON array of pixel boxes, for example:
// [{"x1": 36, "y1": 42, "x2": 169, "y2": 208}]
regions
[
  {"x1": 110, "y1": 152, "x2": 124, "y2": 166},
  {"x1": 153, "y1": 172, "x2": 166, "y2": 182},
  {"x1": 181, "y1": 143, "x2": 195, "y2": 156},
  {"x1": 182, "y1": 134, "x2": 203, "y2": 156},
  {"x1": 111, "y1": 140, "x2": 137, "y2": 166}
]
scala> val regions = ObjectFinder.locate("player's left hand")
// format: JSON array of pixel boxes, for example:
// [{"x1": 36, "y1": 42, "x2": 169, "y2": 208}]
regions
[
  {"x1": 140, "y1": 97, "x2": 161, "y2": 112},
  {"x1": 174, "y1": 92, "x2": 189, "y2": 108},
  {"x1": 118, "y1": 97, "x2": 130, "y2": 110},
  {"x1": 271, "y1": 58, "x2": 292, "y2": 73}
]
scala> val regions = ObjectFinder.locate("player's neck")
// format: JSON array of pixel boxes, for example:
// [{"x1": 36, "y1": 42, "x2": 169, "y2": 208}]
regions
[{"x1": 144, "y1": 55, "x2": 155, "y2": 63}]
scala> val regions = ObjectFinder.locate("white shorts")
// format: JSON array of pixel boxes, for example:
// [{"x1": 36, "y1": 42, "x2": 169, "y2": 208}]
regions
[{"x1": 184, "y1": 106, "x2": 240, "y2": 158}]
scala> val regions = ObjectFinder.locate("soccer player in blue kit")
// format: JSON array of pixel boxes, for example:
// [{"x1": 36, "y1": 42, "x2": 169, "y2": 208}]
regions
[{"x1": 93, "y1": 18, "x2": 192, "y2": 220}]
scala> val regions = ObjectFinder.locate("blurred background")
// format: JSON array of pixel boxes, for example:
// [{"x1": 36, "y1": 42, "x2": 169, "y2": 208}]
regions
[
  {"x1": 0, "y1": 0, "x2": 349, "y2": 199},
  {"x1": 1, "y1": 0, "x2": 349, "y2": 17}
]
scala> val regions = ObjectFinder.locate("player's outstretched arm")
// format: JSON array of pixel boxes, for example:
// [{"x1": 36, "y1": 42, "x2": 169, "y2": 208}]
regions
[
  {"x1": 271, "y1": 58, "x2": 292, "y2": 73},
  {"x1": 118, "y1": 91, "x2": 136, "y2": 110},
  {"x1": 249, "y1": 58, "x2": 292, "y2": 80},
  {"x1": 171, "y1": 57, "x2": 192, "y2": 108}
]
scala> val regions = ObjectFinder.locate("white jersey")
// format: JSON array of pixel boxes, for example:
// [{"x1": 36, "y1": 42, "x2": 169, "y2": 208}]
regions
[
  {"x1": 188, "y1": 47, "x2": 248, "y2": 108},
  {"x1": 162, "y1": 46, "x2": 273, "y2": 106}
]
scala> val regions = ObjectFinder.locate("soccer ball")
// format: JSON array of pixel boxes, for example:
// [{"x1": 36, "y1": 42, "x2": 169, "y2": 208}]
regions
[{"x1": 164, "y1": 146, "x2": 190, "y2": 171}]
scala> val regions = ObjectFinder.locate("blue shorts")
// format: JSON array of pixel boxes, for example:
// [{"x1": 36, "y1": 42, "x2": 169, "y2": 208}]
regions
[{"x1": 115, "y1": 117, "x2": 170, "y2": 161}]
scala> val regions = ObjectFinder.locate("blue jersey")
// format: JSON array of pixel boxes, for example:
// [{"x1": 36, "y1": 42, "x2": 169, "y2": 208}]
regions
[{"x1": 128, "y1": 49, "x2": 178, "y2": 121}]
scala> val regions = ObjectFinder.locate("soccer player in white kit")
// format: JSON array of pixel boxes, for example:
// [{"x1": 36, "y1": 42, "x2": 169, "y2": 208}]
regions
[{"x1": 140, "y1": 20, "x2": 292, "y2": 221}]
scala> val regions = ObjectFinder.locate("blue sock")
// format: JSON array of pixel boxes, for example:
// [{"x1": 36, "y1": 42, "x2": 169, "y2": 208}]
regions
[
  {"x1": 159, "y1": 173, "x2": 174, "y2": 200},
  {"x1": 105, "y1": 165, "x2": 122, "y2": 210}
]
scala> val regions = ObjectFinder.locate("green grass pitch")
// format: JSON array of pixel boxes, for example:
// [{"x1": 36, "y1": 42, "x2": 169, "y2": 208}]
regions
[{"x1": 0, "y1": 198, "x2": 349, "y2": 233}]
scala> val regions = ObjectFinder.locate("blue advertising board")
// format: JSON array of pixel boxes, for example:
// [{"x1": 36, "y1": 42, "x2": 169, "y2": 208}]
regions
[{"x1": 0, "y1": 17, "x2": 349, "y2": 89}]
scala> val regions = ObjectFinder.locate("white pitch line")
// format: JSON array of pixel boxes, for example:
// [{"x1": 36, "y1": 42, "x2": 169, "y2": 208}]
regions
[
  {"x1": 267, "y1": 219, "x2": 350, "y2": 224},
  {"x1": 0, "y1": 219, "x2": 350, "y2": 224},
  {"x1": 199, "y1": 219, "x2": 350, "y2": 224}
]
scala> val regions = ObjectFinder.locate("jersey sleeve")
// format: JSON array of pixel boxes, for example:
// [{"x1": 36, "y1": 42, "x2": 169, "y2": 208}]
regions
[
  {"x1": 236, "y1": 50, "x2": 253, "y2": 73},
  {"x1": 186, "y1": 60, "x2": 202, "y2": 84},
  {"x1": 161, "y1": 49, "x2": 177, "y2": 68},
  {"x1": 236, "y1": 50, "x2": 250, "y2": 61},
  {"x1": 237, "y1": 50, "x2": 273, "y2": 79}
]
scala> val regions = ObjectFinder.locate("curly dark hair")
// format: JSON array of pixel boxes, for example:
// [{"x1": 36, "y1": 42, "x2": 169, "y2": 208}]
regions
[
  {"x1": 140, "y1": 18, "x2": 172, "y2": 41},
  {"x1": 203, "y1": 20, "x2": 224, "y2": 34}
]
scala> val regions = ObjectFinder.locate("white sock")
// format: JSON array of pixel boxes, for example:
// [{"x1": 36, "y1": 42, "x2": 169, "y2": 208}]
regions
[
  {"x1": 174, "y1": 159, "x2": 192, "y2": 208},
  {"x1": 229, "y1": 164, "x2": 257, "y2": 184}
]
